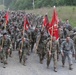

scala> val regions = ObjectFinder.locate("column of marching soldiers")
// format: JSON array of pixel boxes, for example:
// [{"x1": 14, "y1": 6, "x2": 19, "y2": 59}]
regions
[{"x1": 0, "y1": 11, "x2": 76, "y2": 72}]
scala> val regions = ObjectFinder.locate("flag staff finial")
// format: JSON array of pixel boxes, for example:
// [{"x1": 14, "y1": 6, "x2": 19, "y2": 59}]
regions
[{"x1": 53, "y1": 6, "x2": 56, "y2": 8}]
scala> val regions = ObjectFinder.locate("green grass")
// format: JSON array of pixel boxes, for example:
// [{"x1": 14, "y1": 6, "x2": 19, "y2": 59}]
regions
[
  {"x1": 0, "y1": 6, "x2": 75, "y2": 27},
  {"x1": 0, "y1": 5, "x2": 5, "y2": 10},
  {"x1": 25, "y1": 6, "x2": 76, "y2": 27}
]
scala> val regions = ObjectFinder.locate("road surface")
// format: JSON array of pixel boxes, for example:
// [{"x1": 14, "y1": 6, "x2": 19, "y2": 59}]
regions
[{"x1": 0, "y1": 51, "x2": 76, "y2": 75}]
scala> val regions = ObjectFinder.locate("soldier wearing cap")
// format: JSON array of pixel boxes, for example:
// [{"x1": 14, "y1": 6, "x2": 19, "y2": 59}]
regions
[
  {"x1": 46, "y1": 37, "x2": 59, "y2": 72},
  {"x1": 0, "y1": 32, "x2": 11, "y2": 68},
  {"x1": 61, "y1": 36, "x2": 75, "y2": 70},
  {"x1": 73, "y1": 32, "x2": 76, "y2": 62},
  {"x1": 19, "y1": 37, "x2": 29, "y2": 66},
  {"x1": 37, "y1": 31, "x2": 47, "y2": 64}
]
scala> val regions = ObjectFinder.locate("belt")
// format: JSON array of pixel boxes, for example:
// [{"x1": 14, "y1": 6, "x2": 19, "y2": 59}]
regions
[{"x1": 64, "y1": 50, "x2": 70, "y2": 52}]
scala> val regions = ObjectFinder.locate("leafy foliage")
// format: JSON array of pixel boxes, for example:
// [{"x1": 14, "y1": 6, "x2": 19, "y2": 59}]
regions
[{"x1": 0, "y1": 0, "x2": 76, "y2": 10}]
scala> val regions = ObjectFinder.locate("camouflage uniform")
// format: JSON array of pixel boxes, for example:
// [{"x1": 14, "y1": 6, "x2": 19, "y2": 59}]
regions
[
  {"x1": 73, "y1": 34, "x2": 76, "y2": 60},
  {"x1": 61, "y1": 37, "x2": 75, "y2": 70},
  {"x1": 46, "y1": 38, "x2": 59, "y2": 72},
  {"x1": 0, "y1": 34, "x2": 11, "y2": 68},
  {"x1": 37, "y1": 32, "x2": 47, "y2": 64},
  {"x1": 19, "y1": 38, "x2": 29, "y2": 66},
  {"x1": 31, "y1": 29, "x2": 38, "y2": 52}
]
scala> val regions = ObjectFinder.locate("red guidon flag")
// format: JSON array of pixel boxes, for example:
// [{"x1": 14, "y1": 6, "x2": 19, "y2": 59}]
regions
[
  {"x1": 48, "y1": 6, "x2": 59, "y2": 40},
  {"x1": 43, "y1": 14, "x2": 49, "y2": 29},
  {"x1": 24, "y1": 16, "x2": 29, "y2": 31},
  {"x1": 4, "y1": 12, "x2": 9, "y2": 25}
]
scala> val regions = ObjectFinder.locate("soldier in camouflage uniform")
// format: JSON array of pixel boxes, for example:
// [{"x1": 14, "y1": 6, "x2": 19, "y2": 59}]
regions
[
  {"x1": 31, "y1": 28, "x2": 38, "y2": 52},
  {"x1": 61, "y1": 36, "x2": 75, "y2": 70},
  {"x1": 46, "y1": 37, "x2": 59, "y2": 72},
  {"x1": 19, "y1": 37, "x2": 29, "y2": 66},
  {"x1": 73, "y1": 32, "x2": 76, "y2": 61},
  {"x1": 0, "y1": 33, "x2": 11, "y2": 68},
  {"x1": 37, "y1": 31, "x2": 47, "y2": 64}
]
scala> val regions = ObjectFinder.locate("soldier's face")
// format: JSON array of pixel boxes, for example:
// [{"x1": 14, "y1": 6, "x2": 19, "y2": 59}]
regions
[
  {"x1": 52, "y1": 37, "x2": 56, "y2": 42},
  {"x1": 22, "y1": 38, "x2": 26, "y2": 42},
  {"x1": 4, "y1": 35, "x2": 7, "y2": 39},
  {"x1": 66, "y1": 37, "x2": 70, "y2": 42}
]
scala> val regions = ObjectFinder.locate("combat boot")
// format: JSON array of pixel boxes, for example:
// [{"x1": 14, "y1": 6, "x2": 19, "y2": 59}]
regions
[
  {"x1": 3, "y1": 64, "x2": 6, "y2": 68},
  {"x1": 54, "y1": 67, "x2": 57, "y2": 72},
  {"x1": 40, "y1": 60, "x2": 43, "y2": 64},
  {"x1": 69, "y1": 64, "x2": 73, "y2": 70},
  {"x1": 62, "y1": 63, "x2": 65, "y2": 67},
  {"x1": 47, "y1": 65, "x2": 49, "y2": 69},
  {"x1": 5, "y1": 60, "x2": 8, "y2": 64},
  {"x1": 1, "y1": 58, "x2": 3, "y2": 63},
  {"x1": 19, "y1": 58, "x2": 22, "y2": 63},
  {"x1": 23, "y1": 61, "x2": 26, "y2": 66}
]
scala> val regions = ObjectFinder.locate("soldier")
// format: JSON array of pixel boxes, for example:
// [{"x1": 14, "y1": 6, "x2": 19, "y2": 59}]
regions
[
  {"x1": 63, "y1": 27, "x2": 69, "y2": 38},
  {"x1": 37, "y1": 31, "x2": 47, "y2": 64},
  {"x1": 61, "y1": 36, "x2": 75, "y2": 70},
  {"x1": 0, "y1": 32, "x2": 11, "y2": 68},
  {"x1": 31, "y1": 28, "x2": 38, "y2": 52},
  {"x1": 19, "y1": 37, "x2": 29, "y2": 66},
  {"x1": 46, "y1": 37, "x2": 59, "y2": 72},
  {"x1": 73, "y1": 32, "x2": 76, "y2": 62},
  {"x1": 65, "y1": 19, "x2": 72, "y2": 31}
]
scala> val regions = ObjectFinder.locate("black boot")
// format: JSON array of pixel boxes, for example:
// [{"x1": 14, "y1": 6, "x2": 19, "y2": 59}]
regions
[
  {"x1": 62, "y1": 63, "x2": 65, "y2": 67},
  {"x1": 23, "y1": 60, "x2": 26, "y2": 66},
  {"x1": 19, "y1": 58, "x2": 22, "y2": 63},
  {"x1": 3, "y1": 64, "x2": 6, "y2": 68},
  {"x1": 54, "y1": 67, "x2": 57, "y2": 72},
  {"x1": 69, "y1": 64, "x2": 73, "y2": 70}
]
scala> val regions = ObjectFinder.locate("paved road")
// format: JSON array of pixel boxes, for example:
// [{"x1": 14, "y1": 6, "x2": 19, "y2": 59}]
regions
[{"x1": 0, "y1": 51, "x2": 76, "y2": 75}]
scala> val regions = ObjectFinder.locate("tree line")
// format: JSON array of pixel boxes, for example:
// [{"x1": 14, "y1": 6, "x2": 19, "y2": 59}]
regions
[{"x1": 0, "y1": 0, "x2": 76, "y2": 10}]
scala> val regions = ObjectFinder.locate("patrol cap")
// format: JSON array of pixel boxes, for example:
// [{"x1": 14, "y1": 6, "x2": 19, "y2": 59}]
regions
[
  {"x1": 73, "y1": 32, "x2": 76, "y2": 35},
  {"x1": 2, "y1": 30, "x2": 7, "y2": 35},
  {"x1": 3, "y1": 33, "x2": 7, "y2": 35}
]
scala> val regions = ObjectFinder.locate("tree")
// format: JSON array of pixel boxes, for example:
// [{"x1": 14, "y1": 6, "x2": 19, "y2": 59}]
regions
[{"x1": 4, "y1": 0, "x2": 76, "y2": 10}]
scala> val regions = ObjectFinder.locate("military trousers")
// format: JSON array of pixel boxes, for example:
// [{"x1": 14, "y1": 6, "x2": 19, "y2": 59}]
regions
[
  {"x1": 62, "y1": 51, "x2": 73, "y2": 65},
  {"x1": 47, "y1": 51, "x2": 57, "y2": 68}
]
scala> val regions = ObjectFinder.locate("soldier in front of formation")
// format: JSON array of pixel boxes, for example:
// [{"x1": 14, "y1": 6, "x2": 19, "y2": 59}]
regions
[
  {"x1": 61, "y1": 36, "x2": 75, "y2": 70},
  {"x1": 37, "y1": 31, "x2": 47, "y2": 64},
  {"x1": 46, "y1": 37, "x2": 59, "y2": 72},
  {"x1": 19, "y1": 37, "x2": 29, "y2": 66},
  {"x1": 0, "y1": 32, "x2": 11, "y2": 68}
]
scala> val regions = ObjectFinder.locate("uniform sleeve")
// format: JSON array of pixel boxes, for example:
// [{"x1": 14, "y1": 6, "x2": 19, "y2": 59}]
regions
[
  {"x1": 46, "y1": 42, "x2": 49, "y2": 52},
  {"x1": 60, "y1": 41, "x2": 65, "y2": 53},
  {"x1": 0, "y1": 38, "x2": 2, "y2": 46},
  {"x1": 9, "y1": 39, "x2": 12, "y2": 48},
  {"x1": 56, "y1": 41, "x2": 60, "y2": 53},
  {"x1": 71, "y1": 40, "x2": 75, "y2": 54},
  {"x1": 9, "y1": 39, "x2": 12, "y2": 49},
  {"x1": 19, "y1": 42, "x2": 22, "y2": 50}
]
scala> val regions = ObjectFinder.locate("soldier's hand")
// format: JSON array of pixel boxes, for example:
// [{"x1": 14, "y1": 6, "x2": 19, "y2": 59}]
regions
[
  {"x1": 72, "y1": 54, "x2": 75, "y2": 57},
  {"x1": 49, "y1": 51, "x2": 51, "y2": 56},
  {"x1": 61, "y1": 52, "x2": 64, "y2": 56},
  {"x1": 8, "y1": 49, "x2": 10, "y2": 52},
  {"x1": 20, "y1": 50, "x2": 22, "y2": 53},
  {"x1": 0, "y1": 47, "x2": 2, "y2": 50},
  {"x1": 0, "y1": 47, "x2": 2, "y2": 52}
]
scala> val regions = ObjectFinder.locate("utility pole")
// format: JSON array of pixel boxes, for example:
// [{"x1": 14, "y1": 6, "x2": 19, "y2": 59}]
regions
[
  {"x1": 3, "y1": 0, "x2": 4, "y2": 6},
  {"x1": 33, "y1": 0, "x2": 35, "y2": 9},
  {"x1": 3, "y1": 0, "x2": 5, "y2": 10}
]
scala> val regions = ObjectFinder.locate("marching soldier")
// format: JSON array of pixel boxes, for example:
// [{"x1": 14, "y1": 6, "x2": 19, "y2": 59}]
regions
[
  {"x1": 73, "y1": 32, "x2": 76, "y2": 62},
  {"x1": 37, "y1": 31, "x2": 47, "y2": 64},
  {"x1": 46, "y1": 37, "x2": 59, "y2": 72},
  {"x1": 61, "y1": 36, "x2": 75, "y2": 70},
  {"x1": 31, "y1": 28, "x2": 38, "y2": 52},
  {"x1": 19, "y1": 37, "x2": 29, "y2": 66},
  {"x1": 0, "y1": 32, "x2": 11, "y2": 68}
]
